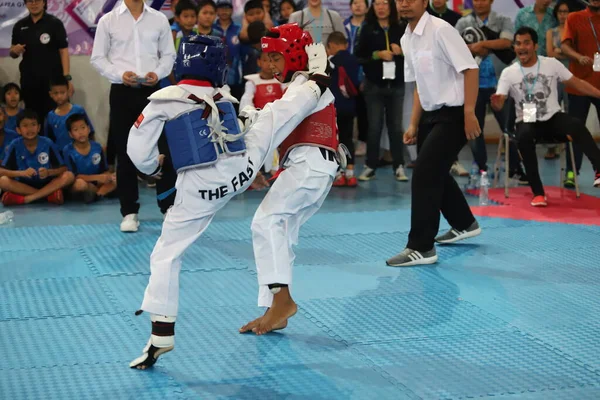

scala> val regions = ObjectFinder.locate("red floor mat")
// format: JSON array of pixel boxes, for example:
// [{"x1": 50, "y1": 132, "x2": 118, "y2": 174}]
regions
[{"x1": 471, "y1": 186, "x2": 600, "y2": 226}]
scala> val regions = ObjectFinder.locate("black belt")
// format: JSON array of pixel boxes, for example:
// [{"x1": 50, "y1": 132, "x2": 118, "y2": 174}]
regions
[{"x1": 319, "y1": 148, "x2": 336, "y2": 162}]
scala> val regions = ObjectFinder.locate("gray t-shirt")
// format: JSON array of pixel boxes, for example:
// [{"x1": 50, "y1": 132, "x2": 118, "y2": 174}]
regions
[{"x1": 288, "y1": 7, "x2": 347, "y2": 45}]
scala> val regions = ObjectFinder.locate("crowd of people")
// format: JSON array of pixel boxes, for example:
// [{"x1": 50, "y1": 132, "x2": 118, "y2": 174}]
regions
[{"x1": 2, "y1": 0, "x2": 600, "y2": 225}]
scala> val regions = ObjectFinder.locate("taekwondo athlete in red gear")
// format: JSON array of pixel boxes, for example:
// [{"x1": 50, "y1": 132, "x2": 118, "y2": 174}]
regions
[
  {"x1": 239, "y1": 23, "x2": 345, "y2": 336},
  {"x1": 126, "y1": 34, "x2": 333, "y2": 370}
]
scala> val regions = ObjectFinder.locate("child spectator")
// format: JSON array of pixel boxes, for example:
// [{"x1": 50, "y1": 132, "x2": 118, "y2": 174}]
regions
[
  {"x1": 2, "y1": 83, "x2": 23, "y2": 132},
  {"x1": 173, "y1": 0, "x2": 199, "y2": 50},
  {"x1": 327, "y1": 31, "x2": 360, "y2": 187},
  {"x1": 241, "y1": 21, "x2": 268, "y2": 77},
  {"x1": 240, "y1": 0, "x2": 273, "y2": 42},
  {"x1": 240, "y1": 50, "x2": 284, "y2": 174},
  {"x1": 196, "y1": 0, "x2": 218, "y2": 35},
  {"x1": 278, "y1": 0, "x2": 297, "y2": 25},
  {"x1": 0, "y1": 109, "x2": 74, "y2": 205},
  {"x1": 63, "y1": 114, "x2": 116, "y2": 203},
  {"x1": 44, "y1": 77, "x2": 95, "y2": 153},
  {"x1": 0, "y1": 109, "x2": 19, "y2": 164},
  {"x1": 213, "y1": 0, "x2": 244, "y2": 100}
]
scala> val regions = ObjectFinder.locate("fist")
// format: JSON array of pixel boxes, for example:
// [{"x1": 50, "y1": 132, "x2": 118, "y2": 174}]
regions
[{"x1": 306, "y1": 43, "x2": 329, "y2": 76}]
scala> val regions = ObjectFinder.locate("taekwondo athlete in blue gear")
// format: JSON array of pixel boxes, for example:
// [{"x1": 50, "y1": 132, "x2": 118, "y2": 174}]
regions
[{"x1": 127, "y1": 34, "x2": 333, "y2": 370}]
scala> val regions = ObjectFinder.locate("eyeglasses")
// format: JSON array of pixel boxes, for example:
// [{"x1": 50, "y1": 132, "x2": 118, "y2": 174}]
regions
[{"x1": 373, "y1": 0, "x2": 389, "y2": 5}]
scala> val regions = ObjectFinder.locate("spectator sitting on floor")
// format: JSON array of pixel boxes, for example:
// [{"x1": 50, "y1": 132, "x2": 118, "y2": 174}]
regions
[
  {"x1": 0, "y1": 109, "x2": 74, "y2": 206},
  {"x1": 63, "y1": 114, "x2": 116, "y2": 203}
]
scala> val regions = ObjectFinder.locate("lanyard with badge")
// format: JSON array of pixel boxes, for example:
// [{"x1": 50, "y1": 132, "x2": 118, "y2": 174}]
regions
[
  {"x1": 520, "y1": 61, "x2": 540, "y2": 123},
  {"x1": 382, "y1": 28, "x2": 396, "y2": 80},
  {"x1": 588, "y1": 18, "x2": 600, "y2": 72}
]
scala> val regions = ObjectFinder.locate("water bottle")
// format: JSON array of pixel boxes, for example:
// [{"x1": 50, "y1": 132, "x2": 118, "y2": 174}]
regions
[
  {"x1": 467, "y1": 162, "x2": 479, "y2": 190},
  {"x1": 479, "y1": 171, "x2": 490, "y2": 206},
  {"x1": 0, "y1": 210, "x2": 14, "y2": 225}
]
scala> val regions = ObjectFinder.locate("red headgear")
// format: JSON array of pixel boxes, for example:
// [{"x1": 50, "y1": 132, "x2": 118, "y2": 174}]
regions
[{"x1": 260, "y1": 23, "x2": 313, "y2": 81}]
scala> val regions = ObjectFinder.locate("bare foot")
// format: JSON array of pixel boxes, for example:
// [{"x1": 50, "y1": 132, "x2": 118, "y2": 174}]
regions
[
  {"x1": 255, "y1": 289, "x2": 297, "y2": 335},
  {"x1": 239, "y1": 315, "x2": 263, "y2": 333},
  {"x1": 239, "y1": 310, "x2": 288, "y2": 334}
]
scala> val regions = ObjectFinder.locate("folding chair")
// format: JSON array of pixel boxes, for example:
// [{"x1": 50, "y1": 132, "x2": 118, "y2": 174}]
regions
[{"x1": 492, "y1": 133, "x2": 580, "y2": 198}]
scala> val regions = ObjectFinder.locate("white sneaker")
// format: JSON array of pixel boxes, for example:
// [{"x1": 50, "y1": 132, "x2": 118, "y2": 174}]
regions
[
  {"x1": 120, "y1": 214, "x2": 140, "y2": 232},
  {"x1": 395, "y1": 165, "x2": 409, "y2": 181},
  {"x1": 451, "y1": 161, "x2": 469, "y2": 177},
  {"x1": 358, "y1": 167, "x2": 376, "y2": 181}
]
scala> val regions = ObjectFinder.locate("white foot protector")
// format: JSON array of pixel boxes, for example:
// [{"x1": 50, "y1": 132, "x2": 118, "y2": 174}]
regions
[{"x1": 130, "y1": 314, "x2": 176, "y2": 369}]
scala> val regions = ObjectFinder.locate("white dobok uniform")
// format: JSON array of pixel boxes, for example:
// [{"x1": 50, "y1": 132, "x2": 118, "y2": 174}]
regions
[
  {"x1": 251, "y1": 74, "x2": 339, "y2": 308},
  {"x1": 127, "y1": 77, "x2": 322, "y2": 317}
]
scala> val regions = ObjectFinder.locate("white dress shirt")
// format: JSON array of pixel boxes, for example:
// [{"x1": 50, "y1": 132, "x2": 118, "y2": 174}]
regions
[
  {"x1": 401, "y1": 12, "x2": 478, "y2": 112},
  {"x1": 90, "y1": 2, "x2": 176, "y2": 84}
]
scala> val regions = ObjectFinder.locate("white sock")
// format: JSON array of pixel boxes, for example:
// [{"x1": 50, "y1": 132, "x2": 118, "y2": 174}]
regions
[{"x1": 345, "y1": 169, "x2": 354, "y2": 178}]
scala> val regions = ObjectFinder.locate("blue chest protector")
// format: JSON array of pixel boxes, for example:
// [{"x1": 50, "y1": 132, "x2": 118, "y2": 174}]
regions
[{"x1": 164, "y1": 100, "x2": 246, "y2": 172}]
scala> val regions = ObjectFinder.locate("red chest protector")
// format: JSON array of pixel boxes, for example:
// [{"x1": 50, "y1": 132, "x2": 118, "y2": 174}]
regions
[
  {"x1": 279, "y1": 102, "x2": 339, "y2": 165},
  {"x1": 254, "y1": 82, "x2": 284, "y2": 109}
]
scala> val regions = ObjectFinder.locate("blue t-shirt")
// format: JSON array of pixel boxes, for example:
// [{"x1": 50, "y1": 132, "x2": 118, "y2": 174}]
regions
[
  {"x1": 212, "y1": 21, "x2": 243, "y2": 87},
  {"x1": 4, "y1": 109, "x2": 22, "y2": 132},
  {"x1": 0, "y1": 128, "x2": 19, "y2": 162},
  {"x1": 63, "y1": 141, "x2": 108, "y2": 176},
  {"x1": 44, "y1": 104, "x2": 95, "y2": 152},
  {"x1": 2, "y1": 136, "x2": 64, "y2": 184},
  {"x1": 478, "y1": 18, "x2": 498, "y2": 89}
]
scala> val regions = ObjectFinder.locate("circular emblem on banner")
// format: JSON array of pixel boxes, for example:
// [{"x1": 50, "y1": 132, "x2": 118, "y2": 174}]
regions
[
  {"x1": 40, "y1": 33, "x2": 50, "y2": 44},
  {"x1": 92, "y1": 153, "x2": 102, "y2": 165},
  {"x1": 266, "y1": 85, "x2": 273, "y2": 93},
  {"x1": 38, "y1": 152, "x2": 49, "y2": 164}
]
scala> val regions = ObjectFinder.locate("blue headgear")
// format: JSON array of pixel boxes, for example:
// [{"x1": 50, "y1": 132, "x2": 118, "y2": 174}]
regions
[{"x1": 174, "y1": 35, "x2": 228, "y2": 87}]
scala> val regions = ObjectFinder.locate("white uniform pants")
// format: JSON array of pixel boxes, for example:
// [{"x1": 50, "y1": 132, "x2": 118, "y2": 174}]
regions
[
  {"x1": 140, "y1": 81, "x2": 321, "y2": 317},
  {"x1": 252, "y1": 155, "x2": 336, "y2": 308}
]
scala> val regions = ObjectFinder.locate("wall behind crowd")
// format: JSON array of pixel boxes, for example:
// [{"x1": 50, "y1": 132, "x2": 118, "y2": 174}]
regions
[{"x1": 0, "y1": 0, "x2": 598, "y2": 145}]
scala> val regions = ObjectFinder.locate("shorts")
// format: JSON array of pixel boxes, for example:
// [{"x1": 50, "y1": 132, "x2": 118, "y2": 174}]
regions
[{"x1": 17, "y1": 178, "x2": 50, "y2": 190}]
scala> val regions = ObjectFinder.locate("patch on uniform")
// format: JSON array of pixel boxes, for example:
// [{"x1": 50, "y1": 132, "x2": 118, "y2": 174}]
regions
[
  {"x1": 40, "y1": 33, "x2": 50, "y2": 44},
  {"x1": 92, "y1": 153, "x2": 102, "y2": 165},
  {"x1": 38, "y1": 152, "x2": 49, "y2": 165},
  {"x1": 134, "y1": 113, "x2": 145, "y2": 128}
]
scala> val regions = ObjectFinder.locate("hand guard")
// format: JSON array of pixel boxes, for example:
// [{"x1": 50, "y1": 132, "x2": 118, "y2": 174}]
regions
[{"x1": 306, "y1": 43, "x2": 329, "y2": 76}]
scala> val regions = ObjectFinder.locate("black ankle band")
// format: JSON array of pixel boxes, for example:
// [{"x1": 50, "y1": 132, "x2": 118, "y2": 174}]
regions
[
  {"x1": 268, "y1": 283, "x2": 288, "y2": 289},
  {"x1": 152, "y1": 321, "x2": 175, "y2": 336}
]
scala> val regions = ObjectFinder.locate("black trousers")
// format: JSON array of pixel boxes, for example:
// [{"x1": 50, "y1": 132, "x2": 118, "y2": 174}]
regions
[
  {"x1": 108, "y1": 84, "x2": 176, "y2": 216},
  {"x1": 565, "y1": 94, "x2": 600, "y2": 173},
  {"x1": 516, "y1": 112, "x2": 600, "y2": 196},
  {"x1": 363, "y1": 81, "x2": 405, "y2": 170},
  {"x1": 407, "y1": 106, "x2": 476, "y2": 252},
  {"x1": 21, "y1": 78, "x2": 55, "y2": 126},
  {"x1": 336, "y1": 110, "x2": 355, "y2": 165},
  {"x1": 355, "y1": 92, "x2": 369, "y2": 143}
]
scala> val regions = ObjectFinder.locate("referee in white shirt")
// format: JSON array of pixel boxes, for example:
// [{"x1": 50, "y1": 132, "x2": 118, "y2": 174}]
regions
[
  {"x1": 387, "y1": 0, "x2": 483, "y2": 267},
  {"x1": 91, "y1": 0, "x2": 177, "y2": 232}
]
